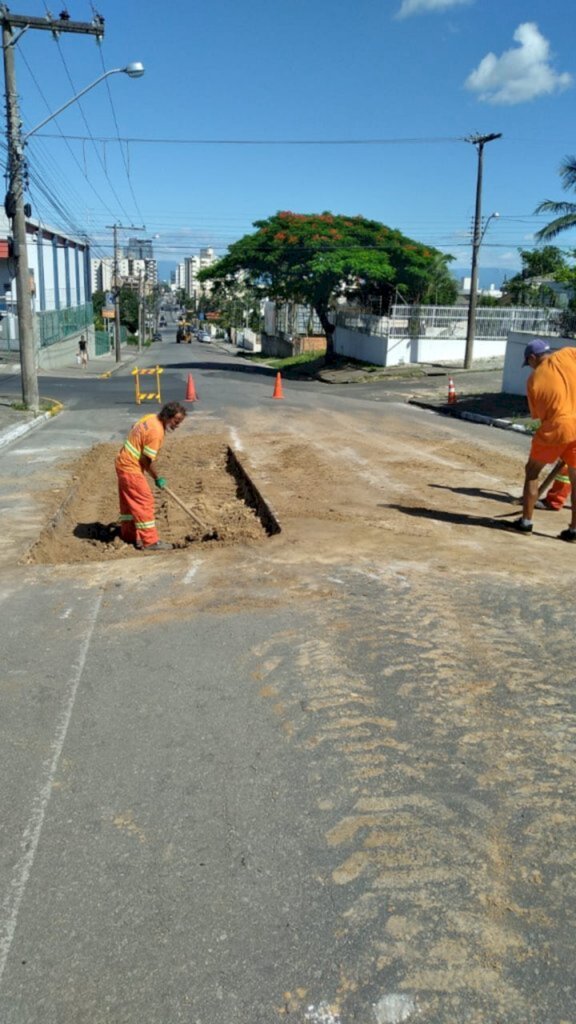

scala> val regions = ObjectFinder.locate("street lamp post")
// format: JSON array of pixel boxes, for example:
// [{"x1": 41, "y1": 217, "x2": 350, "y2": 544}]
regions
[
  {"x1": 464, "y1": 132, "x2": 502, "y2": 369},
  {"x1": 2, "y1": 54, "x2": 144, "y2": 410}
]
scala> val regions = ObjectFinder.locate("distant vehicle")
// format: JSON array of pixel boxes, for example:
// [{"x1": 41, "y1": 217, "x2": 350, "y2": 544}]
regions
[{"x1": 198, "y1": 332, "x2": 211, "y2": 342}]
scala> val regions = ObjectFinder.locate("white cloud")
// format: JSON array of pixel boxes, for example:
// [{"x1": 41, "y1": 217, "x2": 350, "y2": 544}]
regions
[
  {"x1": 396, "y1": 0, "x2": 472, "y2": 18},
  {"x1": 465, "y1": 22, "x2": 572, "y2": 105}
]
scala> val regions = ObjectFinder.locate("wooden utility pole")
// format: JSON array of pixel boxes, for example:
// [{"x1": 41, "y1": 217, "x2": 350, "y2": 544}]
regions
[
  {"x1": 0, "y1": 6, "x2": 104, "y2": 411},
  {"x1": 464, "y1": 132, "x2": 502, "y2": 370}
]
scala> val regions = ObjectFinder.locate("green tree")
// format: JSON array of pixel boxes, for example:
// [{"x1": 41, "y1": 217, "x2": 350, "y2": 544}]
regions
[
  {"x1": 118, "y1": 287, "x2": 139, "y2": 333},
  {"x1": 198, "y1": 211, "x2": 456, "y2": 360},
  {"x1": 535, "y1": 157, "x2": 576, "y2": 240},
  {"x1": 501, "y1": 246, "x2": 570, "y2": 306}
]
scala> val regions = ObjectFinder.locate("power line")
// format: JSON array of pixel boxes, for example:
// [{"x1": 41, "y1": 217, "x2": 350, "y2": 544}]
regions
[
  {"x1": 94, "y1": 35, "x2": 146, "y2": 225},
  {"x1": 47, "y1": 24, "x2": 135, "y2": 223},
  {"x1": 34, "y1": 134, "x2": 467, "y2": 146}
]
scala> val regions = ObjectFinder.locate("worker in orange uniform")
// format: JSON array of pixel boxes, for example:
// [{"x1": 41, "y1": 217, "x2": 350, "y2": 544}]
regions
[
  {"x1": 115, "y1": 401, "x2": 186, "y2": 550},
  {"x1": 512, "y1": 339, "x2": 576, "y2": 541},
  {"x1": 535, "y1": 462, "x2": 571, "y2": 511}
]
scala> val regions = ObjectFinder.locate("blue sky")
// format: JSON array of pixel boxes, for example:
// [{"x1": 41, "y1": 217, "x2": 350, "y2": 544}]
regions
[{"x1": 9, "y1": 0, "x2": 576, "y2": 280}]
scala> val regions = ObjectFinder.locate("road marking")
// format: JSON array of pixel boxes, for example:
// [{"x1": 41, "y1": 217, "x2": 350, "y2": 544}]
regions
[
  {"x1": 229, "y1": 426, "x2": 244, "y2": 451},
  {"x1": 374, "y1": 993, "x2": 418, "y2": 1023},
  {"x1": 183, "y1": 558, "x2": 203, "y2": 584},
  {"x1": 0, "y1": 589, "x2": 103, "y2": 989}
]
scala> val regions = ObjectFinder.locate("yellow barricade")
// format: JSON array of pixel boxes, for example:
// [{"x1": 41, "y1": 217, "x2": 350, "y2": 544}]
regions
[{"x1": 132, "y1": 365, "x2": 164, "y2": 405}]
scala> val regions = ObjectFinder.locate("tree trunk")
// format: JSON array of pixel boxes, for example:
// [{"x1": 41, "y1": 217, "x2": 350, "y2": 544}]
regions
[{"x1": 316, "y1": 307, "x2": 336, "y2": 363}]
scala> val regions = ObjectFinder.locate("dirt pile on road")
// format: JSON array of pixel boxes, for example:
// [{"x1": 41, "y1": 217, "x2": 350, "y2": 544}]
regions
[{"x1": 28, "y1": 436, "x2": 272, "y2": 565}]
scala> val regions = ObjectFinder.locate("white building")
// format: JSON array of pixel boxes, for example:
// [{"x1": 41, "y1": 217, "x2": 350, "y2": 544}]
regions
[
  {"x1": 184, "y1": 247, "x2": 216, "y2": 300},
  {"x1": 0, "y1": 208, "x2": 92, "y2": 364},
  {"x1": 91, "y1": 256, "x2": 157, "y2": 294}
]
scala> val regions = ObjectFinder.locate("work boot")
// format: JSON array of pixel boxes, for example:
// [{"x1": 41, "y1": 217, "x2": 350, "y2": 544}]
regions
[
  {"x1": 558, "y1": 528, "x2": 576, "y2": 543},
  {"x1": 511, "y1": 518, "x2": 533, "y2": 534},
  {"x1": 142, "y1": 540, "x2": 173, "y2": 551}
]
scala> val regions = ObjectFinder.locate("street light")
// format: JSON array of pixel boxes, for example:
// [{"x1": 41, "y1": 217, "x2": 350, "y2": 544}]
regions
[
  {"x1": 24, "y1": 63, "x2": 144, "y2": 140},
  {"x1": 3, "y1": 59, "x2": 145, "y2": 411}
]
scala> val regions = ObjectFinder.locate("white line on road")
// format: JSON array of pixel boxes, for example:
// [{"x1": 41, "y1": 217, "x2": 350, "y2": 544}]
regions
[
  {"x1": 183, "y1": 558, "x2": 203, "y2": 584},
  {"x1": 0, "y1": 589, "x2": 104, "y2": 989},
  {"x1": 229, "y1": 426, "x2": 244, "y2": 452}
]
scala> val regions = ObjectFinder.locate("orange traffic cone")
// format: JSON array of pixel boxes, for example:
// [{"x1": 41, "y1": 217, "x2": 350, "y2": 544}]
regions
[
  {"x1": 185, "y1": 372, "x2": 197, "y2": 402},
  {"x1": 272, "y1": 372, "x2": 284, "y2": 400},
  {"x1": 447, "y1": 376, "x2": 456, "y2": 404}
]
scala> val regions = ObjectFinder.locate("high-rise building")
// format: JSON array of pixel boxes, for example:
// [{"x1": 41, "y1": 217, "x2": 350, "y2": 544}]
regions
[
  {"x1": 184, "y1": 247, "x2": 216, "y2": 300},
  {"x1": 124, "y1": 237, "x2": 154, "y2": 260}
]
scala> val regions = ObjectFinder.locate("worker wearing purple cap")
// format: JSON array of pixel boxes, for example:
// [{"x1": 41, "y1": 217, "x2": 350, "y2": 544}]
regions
[{"x1": 513, "y1": 339, "x2": 576, "y2": 541}]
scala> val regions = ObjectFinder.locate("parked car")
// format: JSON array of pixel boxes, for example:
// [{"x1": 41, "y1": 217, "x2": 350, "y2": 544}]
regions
[{"x1": 198, "y1": 332, "x2": 211, "y2": 342}]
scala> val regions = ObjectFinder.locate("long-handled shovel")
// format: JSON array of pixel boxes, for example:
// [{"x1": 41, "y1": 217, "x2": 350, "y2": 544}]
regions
[{"x1": 163, "y1": 485, "x2": 219, "y2": 540}]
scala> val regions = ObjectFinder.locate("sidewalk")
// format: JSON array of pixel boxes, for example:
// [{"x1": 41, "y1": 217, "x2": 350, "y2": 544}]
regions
[{"x1": 0, "y1": 348, "x2": 139, "y2": 450}]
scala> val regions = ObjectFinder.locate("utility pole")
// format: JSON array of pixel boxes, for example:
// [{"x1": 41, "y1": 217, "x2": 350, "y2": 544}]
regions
[
  {"x1": 106, "y1": 223, "x2": 145, "y2": 362},
  {"x1": 1, "y1": 7, "x2": 104, "y2": 412},
  {"x1": 464, "y1": 132, "x2": 502, "y2": 369}
]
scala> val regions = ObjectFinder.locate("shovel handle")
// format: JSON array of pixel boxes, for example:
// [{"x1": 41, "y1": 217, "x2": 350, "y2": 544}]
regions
[
  {"x1": 537, "y1": 458, "x2": 565, "y2": 499},
  {"x1": 163, "y1": 485, "x2": 209, "y2": 532}
]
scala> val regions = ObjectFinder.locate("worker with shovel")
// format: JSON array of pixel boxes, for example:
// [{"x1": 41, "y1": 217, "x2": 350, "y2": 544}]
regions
[
  {"x1": 512, "y1": 339, "x2": 576, "y2": 541},
  {"x1": 115, "y1": 401, "x2": 186, "y2": 551}
]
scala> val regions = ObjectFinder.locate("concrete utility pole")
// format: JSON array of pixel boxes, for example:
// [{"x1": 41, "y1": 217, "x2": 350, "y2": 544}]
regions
[
  {"x1": 106, "y1": 223, "x2": 145, "y2": 362},
  {"x1": 464, "y1": 132, "x2": 502, "y2": 370},
  {"x1": 1, "y1": 6, "x2": 104, "y2": 412}
]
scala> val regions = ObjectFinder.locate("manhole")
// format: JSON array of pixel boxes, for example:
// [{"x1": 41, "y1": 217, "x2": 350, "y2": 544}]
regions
[{"x1": 27, "y1": 436, "x2": 280, "y2": 565}]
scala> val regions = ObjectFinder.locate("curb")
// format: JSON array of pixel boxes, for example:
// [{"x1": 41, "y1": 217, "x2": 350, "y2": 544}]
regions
[
  {"x1": 408, "y1": 398, "x2": 533, "y2": 435},
  {"x1": 0, "y1": 411, "x2": 52, "y2": 452}
]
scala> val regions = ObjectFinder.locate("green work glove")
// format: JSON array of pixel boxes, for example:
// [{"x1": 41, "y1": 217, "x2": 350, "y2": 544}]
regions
[{"x1": 155, "y1": 476, "x2": 167, "y2": 489}]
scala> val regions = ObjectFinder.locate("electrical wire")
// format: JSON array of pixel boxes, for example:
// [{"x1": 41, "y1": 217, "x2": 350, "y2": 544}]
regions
[
  {"x1": 18, "y1": 45, "x2": 122, "y2": 225},
  {"x1": 44, "y1": 14, "x2": 136, "y2": 224},
  {"x1": 34, "y1": 133, "x2": 467, "y2": 146},
  {"x1": 94, "y1": 35, "x2": 146, "y2": 225}
]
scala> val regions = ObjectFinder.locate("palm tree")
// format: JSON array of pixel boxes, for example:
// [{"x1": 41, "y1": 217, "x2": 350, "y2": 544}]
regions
[{"x1": 535, "y1": 156, "x2": 576, "y2": 240}]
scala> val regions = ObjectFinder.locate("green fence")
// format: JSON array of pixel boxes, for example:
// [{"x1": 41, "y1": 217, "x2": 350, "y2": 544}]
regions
[
  {"x1": 94, "y1": 326, "x2": 127, "y2": 356},
  {"x1": 38, "y1": 302, "x2": 94, "y2": 348},
  {"x1": 94, "y1": 330, "x2": 110, "y2": 356}
]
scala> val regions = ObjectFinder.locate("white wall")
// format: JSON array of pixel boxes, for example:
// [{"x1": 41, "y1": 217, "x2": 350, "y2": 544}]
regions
[
  {"x1": 334, "y1": 325, "x2": 506, "y2": 366},
  {"x1": 414, "y1": 337, "x2": 506, "y2": 362},
  {"x1": 503, "y1": 331, "x2": 576, "y2": 395},
  {"x1": 334, "y1": 326, "x2": 392, "y2": 365}
]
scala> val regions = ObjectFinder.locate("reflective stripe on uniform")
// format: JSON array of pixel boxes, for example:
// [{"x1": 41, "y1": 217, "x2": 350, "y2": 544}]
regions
[
  {"x1": 143, "y1": 445, "x2": 158, "y2": 458},
  {"x1": 555, "y1": 473, "x2": 570, "y2": 484},
  {"x1": 124, "y1": 440, "x2": 140, "y2": 459},
  {"x1": 118, "y1": 514, "x2": 134, "y2": 522},
  {"x1": 135, "y1": 520, "x2": 156, "y2": 530}
]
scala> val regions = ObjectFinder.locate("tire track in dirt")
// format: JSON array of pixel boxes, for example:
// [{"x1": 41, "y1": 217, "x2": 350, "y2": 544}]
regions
[{"x1": 250, "y1": 564, "x2": 576, "y2": 1023}]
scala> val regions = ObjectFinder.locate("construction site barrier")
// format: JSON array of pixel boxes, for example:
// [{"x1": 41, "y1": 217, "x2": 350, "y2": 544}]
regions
[{"x1": 132, "y1": 365, "x2": 164, "y2": 405}]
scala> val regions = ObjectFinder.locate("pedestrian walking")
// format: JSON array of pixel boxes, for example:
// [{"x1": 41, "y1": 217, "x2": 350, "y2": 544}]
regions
[
  {"x1": 78, "y1": 335, "x2": 88, "y2": 368},
  {"x1": 512, "y1": 339, "x2": 576, "y2": 541},
  {"x1": 115, "y1": 402, "x2": 187, "y2": 551}
]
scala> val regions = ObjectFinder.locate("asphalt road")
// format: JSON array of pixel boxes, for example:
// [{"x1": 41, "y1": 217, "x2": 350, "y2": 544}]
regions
[{"x1": 0, "y1": 338, "x2": 573, "y2": 1024}]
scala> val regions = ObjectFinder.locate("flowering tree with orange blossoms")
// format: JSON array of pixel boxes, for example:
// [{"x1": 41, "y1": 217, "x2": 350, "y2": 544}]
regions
[{"x1": 198, "y1": 211, "x2": 456, "y2": 361}]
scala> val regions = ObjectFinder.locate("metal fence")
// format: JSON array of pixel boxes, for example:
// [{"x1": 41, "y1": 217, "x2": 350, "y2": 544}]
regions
[
  {"x1": 38, "y1": 302, "x2": 94, "y2": 348},
  {"x1": 94, "y1": 330, "x2": 110, "y2": 356},
  {"x1": 336, "y1": 305, "x2": 562, "y2": 341}
]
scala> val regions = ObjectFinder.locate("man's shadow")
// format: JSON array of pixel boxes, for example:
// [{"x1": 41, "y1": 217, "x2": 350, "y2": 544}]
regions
[
  {"x1": 382, "y1": 504, "x2": 550, "y2": 536},
  {"x1": 73, "y1": 522, "x2": 120, "y2": 543},
  {"x1": 429, "y1": 484, "x2": 519, "y2": 505}
]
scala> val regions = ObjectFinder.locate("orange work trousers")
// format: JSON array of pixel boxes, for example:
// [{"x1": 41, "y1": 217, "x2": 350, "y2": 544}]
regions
[
  {"x1": 545, "y1": 466, "x2": 571, "y2": 510},
  {"x1": 116, "y1": 469, "x2": 159, "y2": 547}
]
